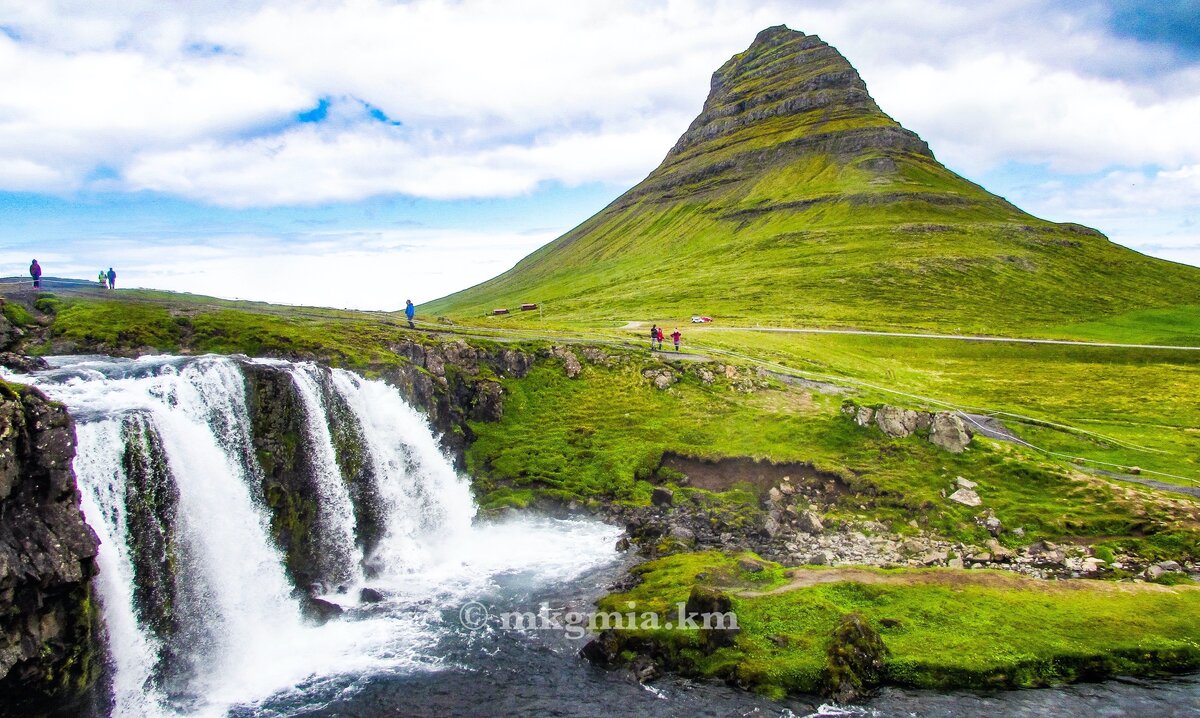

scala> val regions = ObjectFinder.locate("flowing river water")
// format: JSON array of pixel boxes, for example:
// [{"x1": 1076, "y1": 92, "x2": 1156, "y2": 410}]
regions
[{"x1": 10, "y1": 355, "x2": 1198, "y2": 717}]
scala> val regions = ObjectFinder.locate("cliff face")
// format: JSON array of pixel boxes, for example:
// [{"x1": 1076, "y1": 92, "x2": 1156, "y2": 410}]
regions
[{"x1": 0, "y1": 382, "x2": 100, "y2": 717}]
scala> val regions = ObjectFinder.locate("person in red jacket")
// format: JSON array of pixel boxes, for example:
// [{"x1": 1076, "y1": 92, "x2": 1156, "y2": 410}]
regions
[
  {"x1": 29, "y1": 259, "x2": 42, "y2": 288},
  {"x1": 656, "y1": 327, "x2": 665, "y2": 350},
  {"x1": 671, "y1": 328, "x2": 682, "y2": 352}
]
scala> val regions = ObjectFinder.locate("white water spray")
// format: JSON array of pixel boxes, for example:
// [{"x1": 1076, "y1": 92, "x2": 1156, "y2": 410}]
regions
[{"x1": 13, "y1": 355, "x2": 619, "y2": 718}]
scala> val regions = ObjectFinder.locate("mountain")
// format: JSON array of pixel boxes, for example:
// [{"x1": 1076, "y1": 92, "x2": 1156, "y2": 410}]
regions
[{"x1": 426, "y1": 25, "x2": 1200, "y2": 332}]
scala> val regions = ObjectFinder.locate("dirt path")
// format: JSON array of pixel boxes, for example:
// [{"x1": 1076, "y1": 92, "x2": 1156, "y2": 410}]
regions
[
  {"x1": 738, "y1": 566, "x2": 1189, "y2": 597},
  {"x1": 705, "y1": 325, "x2": 1200, "y2": 352}
]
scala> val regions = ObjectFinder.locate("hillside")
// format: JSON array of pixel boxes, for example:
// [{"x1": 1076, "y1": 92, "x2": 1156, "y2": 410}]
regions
[{"x1": 426, "y1": 26, "x2": 1200, "y2": 333}]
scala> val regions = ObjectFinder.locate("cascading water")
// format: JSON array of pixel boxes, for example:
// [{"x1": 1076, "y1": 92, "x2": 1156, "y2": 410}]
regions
[{"x1": 15, "y1": 355, "x2": 621, "y2": 718}]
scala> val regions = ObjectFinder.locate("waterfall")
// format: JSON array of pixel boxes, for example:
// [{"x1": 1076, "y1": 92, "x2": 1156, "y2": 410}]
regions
[
  {"x1": 14, "y1": 354, "x2": 619, "y2": 718},
  {"x1": 284, "y1": 363, "x2": 364, "y2": 587}
]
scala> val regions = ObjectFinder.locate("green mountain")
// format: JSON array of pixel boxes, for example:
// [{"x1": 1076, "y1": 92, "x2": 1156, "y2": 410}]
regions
[{"x1": 427, "y1": 25, "x2": 1200, "y2": 332}]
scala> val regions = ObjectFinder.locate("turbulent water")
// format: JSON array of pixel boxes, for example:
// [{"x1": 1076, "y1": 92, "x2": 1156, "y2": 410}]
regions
[{"x1": 10, "y1": 354, "x2": 1200, "y2": 718}]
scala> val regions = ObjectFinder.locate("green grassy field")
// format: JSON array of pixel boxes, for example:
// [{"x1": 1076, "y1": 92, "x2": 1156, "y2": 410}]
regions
[
  {"x1": 424, "y1": 29, "x2": 1200, "y2": 334},
  {"x1": 596, "y1": 551, "x2": 1200, "y2": 697}
]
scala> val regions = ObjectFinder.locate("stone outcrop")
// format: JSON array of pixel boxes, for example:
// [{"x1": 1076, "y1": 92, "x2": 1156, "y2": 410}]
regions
[
  {"x1": 0, "y1": 382, "x2": 101, "y2": 716},
  {"x1": 846, "y1": 403, "x2": 975, "y2": 453}
]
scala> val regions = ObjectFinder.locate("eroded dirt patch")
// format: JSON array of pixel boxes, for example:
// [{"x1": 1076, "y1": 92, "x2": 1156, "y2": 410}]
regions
[{"x1": 657, "y1": 452, "x2": 848, "y2": 497}]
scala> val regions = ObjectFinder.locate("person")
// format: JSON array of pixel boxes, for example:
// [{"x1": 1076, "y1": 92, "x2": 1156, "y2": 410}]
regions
[
  {"x1": 671, "y1": 328, "x2": 682, "y2": 352},
  {"x1": 656, "y1": 326, "x2": 665, "y2": 351},
  {"x1": 98, "y1": 270, "x2": 107, "y2": 288},
  {"x1": 107, "y1": 267, "x2": 116, "y2": 289},
  {"x1": 405, "y1": 299, "x2": 416, "y2": 329},
  {"x1": 29, "y1": 259, "x2": 41, "y2": 289},
  {"x1": 649, "y1": 324, "x2": 659, "y2": 351}
]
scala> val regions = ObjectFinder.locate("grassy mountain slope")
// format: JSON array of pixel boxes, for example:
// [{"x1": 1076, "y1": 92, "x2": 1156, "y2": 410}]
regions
[{"x1": 426, "y1": 26, "x2": 1200, "y2": 333}]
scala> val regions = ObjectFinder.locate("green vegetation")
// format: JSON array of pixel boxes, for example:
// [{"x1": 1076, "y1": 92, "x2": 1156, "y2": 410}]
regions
[
  {"x1": 598, "y1": 552, "x2": 1200, "y2": 697},
  {"x1": 425, "y1": 29, "x2": 1200, "y2": 334},
  {"x1": 467, "y1": 349, "x2": 1198, "y2": 557}
]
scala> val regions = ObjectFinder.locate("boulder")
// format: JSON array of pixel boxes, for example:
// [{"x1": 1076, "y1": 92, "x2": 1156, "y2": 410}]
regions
[
  {"x1": 948, "y1": 488, "x2": 981, "y2": 507},
  {"x1": 929, "y1": 413, "x2": 972, "y2": 453},
  {"x1": 853, "y1": 406, "x2": 875, "y2": 427},
  {"x1": 302, "y1": 597, "x2": 344, "y2": 625},
  {"x1": 797, "y1": 510, "x2": 825, "y2": 534},
  {"x1": 650, "y1": 487, "x2": 674, "y2": 507},
  {"x1": 955, "y1": 477, "x2": 977, "y2": 490},
  {"x1": 874, "y1": 405, "x2": 919, "y2": 437},
  {"x1": 359, "y1": 587, "x2": 385, "y2": 603},
  {"x1": 824, "y1": 612, "x2": 889, "y2": 704},
  {"x1": 550, "y1": 347, "x2": 583, "y2": 378}
]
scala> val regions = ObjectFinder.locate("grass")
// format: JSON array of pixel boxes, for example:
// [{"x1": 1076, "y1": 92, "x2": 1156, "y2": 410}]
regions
[
  {"x1": 466, "y1": 347, "x2": 1199, "y2": 558},
  {"x1": 424, "y1": 28, "x2": 1200, "y2": 334},
  {"x1": 598, "y1": 551, "x2": 1200, "y2": 697}
]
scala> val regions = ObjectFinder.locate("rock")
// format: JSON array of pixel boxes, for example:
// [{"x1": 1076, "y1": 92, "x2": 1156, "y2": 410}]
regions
[
  {"x1": 579, "y1": 346, "x2": 611, "y2": 366},
  {"x1": 1012, "y1": 527, "x2": 1026, "y2": 538},
  {"x1": 955, "y1": 477, "x2": 977, "y2": 490},
  {"x1": 986, "y1": 539, "x2": 1014, "y2": 562},
  {"x1": 806, "y1": 550, "x2": 834, "y2": 566},
  {"x1": 550, "y1": 347, "x2": 583, "y2": 378},
  {"x1": 920, "y1": 550, "x2": 948, "y2": 566},
  {"x1": 303, "y1": 597, "x2": 345, "y2": 624},
  {"x1": 686, "y1": 586, "x2": 739, "y2": 650},
  {"x1": 853, "y1": 406, "x2": 875, "y2": 427},
  {"x1": 651, "y1": 487, "x2": 674, "y2": 507},
  {"x1": 947, "y1": 557, "x2": 965, "y2": 569},
  {"x1": 914, "y1": 412, "x2": 933, "y2": 431},
  {"x1": 929, "y1": 413, "x2": 972, "y2": 453},
  {"x1": 1081, "y1": 558, "x2": 1106, "y2": 574},
  {"x1": 874, "y1": 405, "x2": 919, "y2": 437},
  {"x1": 768, "y1": 487, "x2": 784, "y2": 504},
  {"x1": 0, "y1": 383, "x2": 101, "y2": 712},
  {"x1": 762, "y1": 515, "x2": 782, "y2": 538},
  {"x1": 738, "y1": 558, "x2": 767, "y2": 573},
  {"x1": 1145, "y1": 565, "x2": 1166, "y2": 581},
  {"x1": 359, "y1": 587, "x2": 385, "y2": 603},
  {"x1": 1157, "y1": 560, "x2": 1183, "y2": 572},
  {"x1": 797, "y1": 510, "x2": 824, "y2": 534},
  {"x1": 616, "y1": 537, "x2": 631, "y2": 552},
  {"x1": 669, "y1": 524, "x2": 695, "y2": 543},
  {"x1": 468, "y1": 380, "x2": 504, "y2": 421},
  {"x1": 948, "y1": 488, "x2": 981, "y2": 507},
  {"x1": 824, "y1": 612, "x2": 889, "y2": 704},
  {"x1": 697, "y1": 368, "x2": 716, "y2": 384},
  {"x1": 779, "y1": 480, "x2": 795, "y2": 495},
  {"x1": 498, "y1": 349, "x2": 532, "y2": 377},
  {"x1": 642, "y1": 368, "x2": 678, "y2": 390},
  {"x1": 984, "y1": 515, "x2": 1002, "y2": 536},
  {"x1": 0, "y1": 353, "x2": 48, "y2": 373},
  {"x1": 630, "y1": 656, "x2": 660, "y2": 682},
  {"x1": 580, "y1": 630, "x2": 621, "y2": 664}
]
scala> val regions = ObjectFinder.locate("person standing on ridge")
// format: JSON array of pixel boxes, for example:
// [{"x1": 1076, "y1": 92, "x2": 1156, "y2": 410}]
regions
[
  {"x1": 671, "y1": 328, "x2": 682, "y2": 352},
  {"x1": 405, "y1": 299, "x2": 416, "y2": 329},
  {"x1": 107, "y1": 267, "x2": 116, "y2": 289},
  {"x1": 29, "y1": 259, "x2": 41, "y2": 289},
  {"x1": 649, "y1": 324, "x2": 659, "y2": 351},
  {"x1": 98, "y1": 270, "x2": 107, "y2": 288}
]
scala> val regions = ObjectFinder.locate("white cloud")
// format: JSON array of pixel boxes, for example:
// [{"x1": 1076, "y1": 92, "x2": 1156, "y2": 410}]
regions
[
  {"x1": 0, "y1": 227, "x2": 557, "y2": 310},
  {"x1": 0, "y1": 0, "x2": 1197, "y2": 215}
]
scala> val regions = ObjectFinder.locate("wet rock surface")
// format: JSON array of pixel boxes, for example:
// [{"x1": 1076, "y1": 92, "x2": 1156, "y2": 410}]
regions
[{"x1": 0, "y1": 382, "x2": 101, "y2": 716}]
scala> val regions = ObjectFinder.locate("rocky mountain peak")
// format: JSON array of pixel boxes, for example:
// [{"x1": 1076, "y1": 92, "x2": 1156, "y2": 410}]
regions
[{"x1": 664, "y1": 24, "x2": 930, "y2": 168}]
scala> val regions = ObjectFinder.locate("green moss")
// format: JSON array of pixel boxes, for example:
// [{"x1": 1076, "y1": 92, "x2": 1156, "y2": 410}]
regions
[
  {"x1": 3, "y1": 301, "x2": 34, "y2": 327},
  {"x1": 597, "y1": 552, "x2": 1200, "y2": 697}
]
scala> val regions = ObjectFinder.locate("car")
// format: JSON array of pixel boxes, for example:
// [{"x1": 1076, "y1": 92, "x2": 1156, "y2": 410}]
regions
[{"x1": 690, "y1": 315, "x2": 713, "y2": 323}]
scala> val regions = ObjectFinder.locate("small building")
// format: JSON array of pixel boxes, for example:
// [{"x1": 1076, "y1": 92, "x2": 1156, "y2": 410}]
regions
[
  {"x1": 492, "y1": 308, "x2": 510, "y2": 315},
  {"x1": 520, "y1": 303, "x2": 539, "y2": 311}
]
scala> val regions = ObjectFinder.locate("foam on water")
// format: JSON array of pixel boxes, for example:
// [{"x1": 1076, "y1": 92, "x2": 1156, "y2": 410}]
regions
[{"x1": 15, "y1": 355, "x2": 620, "y2": 717}]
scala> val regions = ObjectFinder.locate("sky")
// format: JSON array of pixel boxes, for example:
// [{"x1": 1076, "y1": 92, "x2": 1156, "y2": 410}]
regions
[{"x1": 0, "y1": 0, "x2": 1198, "y2": 310}]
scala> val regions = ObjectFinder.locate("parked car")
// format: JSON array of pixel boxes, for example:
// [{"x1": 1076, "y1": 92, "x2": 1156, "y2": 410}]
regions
[{"x1": 690, "y1": 315, "x2": 713, "y2": 323}]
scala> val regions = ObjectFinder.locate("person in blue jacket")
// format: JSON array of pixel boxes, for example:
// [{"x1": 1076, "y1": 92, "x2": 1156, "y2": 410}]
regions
[
  {"x1": 405, "y1": 299, "x2": 416, "y2": 328},
  {"x1": 107, "y1": 267, "x2": 117, "y2": 289}
]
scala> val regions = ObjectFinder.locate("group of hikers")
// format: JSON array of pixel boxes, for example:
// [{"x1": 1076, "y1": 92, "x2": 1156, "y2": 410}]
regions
[
  {"x1": 26, "y1": 260, "x2": 117, "y2": 290},
  {"x1": 649, "y1": 324, "x2": 683, "y2": 352},
  {"x1": 97, "y1": 267, "x2": 117, "y2": 289}
]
